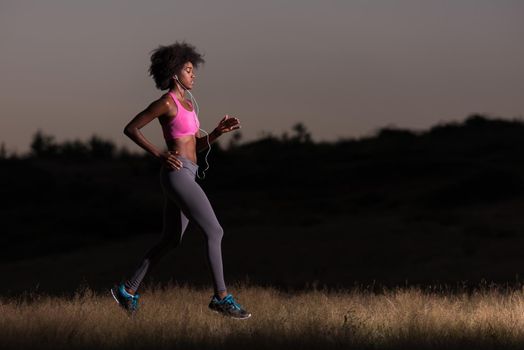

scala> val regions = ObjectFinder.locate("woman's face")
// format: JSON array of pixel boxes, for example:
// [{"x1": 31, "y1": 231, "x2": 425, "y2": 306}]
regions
[{"x1": 176, "y1": 61, "x2": 196, "y2": 90}]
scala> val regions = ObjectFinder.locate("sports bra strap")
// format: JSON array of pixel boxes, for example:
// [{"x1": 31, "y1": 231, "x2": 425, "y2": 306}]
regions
[{"x1": 168, "y1": 91, "x2": 193, "y2": 112}]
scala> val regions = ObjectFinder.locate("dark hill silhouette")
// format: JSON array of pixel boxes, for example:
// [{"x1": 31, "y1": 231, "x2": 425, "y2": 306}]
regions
[{"x1": 2, "y1": 114, "x2": 524, "y2": 295}]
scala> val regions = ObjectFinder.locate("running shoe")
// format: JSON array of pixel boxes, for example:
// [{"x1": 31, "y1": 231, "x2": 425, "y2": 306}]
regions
[
  {"x1": 208, "y1": 293, "x2": 251, "y2": 319},
  {"x1": 110, "y1": 283, "x2": 140, "y2": 316}
]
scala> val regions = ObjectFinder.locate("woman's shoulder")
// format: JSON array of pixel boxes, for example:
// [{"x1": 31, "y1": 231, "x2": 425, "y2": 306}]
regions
[{"x1": 157, "y1": 92, "x2": 177, "y2": 118}]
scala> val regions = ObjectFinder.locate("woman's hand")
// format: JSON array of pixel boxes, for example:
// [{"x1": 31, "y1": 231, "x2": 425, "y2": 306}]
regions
[
  {"x1": 216, "y1": 115, "x2": 241, "y2": 135},
  {"x1": 159, "y1": 150, "x2": 183, "y2": 170}
]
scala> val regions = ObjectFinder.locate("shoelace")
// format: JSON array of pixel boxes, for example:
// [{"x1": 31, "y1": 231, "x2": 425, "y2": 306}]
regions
[
  {"x1": 119, "y1": 285, "x2": 140, "y2": 310},
  {"x1": 221, "y1": 295, "x2": 242, "y2": 311}
]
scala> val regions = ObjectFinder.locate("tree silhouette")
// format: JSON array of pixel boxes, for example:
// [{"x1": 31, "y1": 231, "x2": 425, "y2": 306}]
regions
[
  {"x1": 0, "y1": 142, "x2": 6, "y2": 159},
  {"x1": 291, "y1": 122, "x2": 312, "y2": 143},
  {"x1": 30, "y1": 130, "x2": 58, "y2": 157},
  {"x1": 88, "y1": 135, "x2": 116, "y2": 159},
  {"x1": 228, "y1": 131, "x2": 243, "y2": 150},
  {"x1": 29, "y1": 130, "x2": 118, "y2": 160}
]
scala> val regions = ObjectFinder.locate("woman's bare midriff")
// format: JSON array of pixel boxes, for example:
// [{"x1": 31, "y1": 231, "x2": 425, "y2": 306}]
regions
[{"x1": 166, "y1": 136, "x2": 198, "y2": 164}]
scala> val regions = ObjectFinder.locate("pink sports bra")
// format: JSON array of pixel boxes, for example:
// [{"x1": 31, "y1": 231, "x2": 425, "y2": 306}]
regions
[{"x1": 159, "y1": 91, "x2": 200, "y2": 140}]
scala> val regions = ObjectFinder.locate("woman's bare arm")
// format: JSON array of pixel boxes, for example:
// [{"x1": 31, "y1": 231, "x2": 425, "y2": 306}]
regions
[
  {"x1": 195, "y1": 115, "x2": 241, "y2": 153},
  {"x1": 123, "y1": 97, "x2": 170, "y2": 159},
  {"x1": 123, "y1": 96, "x2": 183, "y2": 169}
]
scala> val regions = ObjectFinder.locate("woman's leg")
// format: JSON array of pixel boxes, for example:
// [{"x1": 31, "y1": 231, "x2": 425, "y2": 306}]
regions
[
  {"x1": 124, "y1": 187, "x2": 190, "y2": 293},
  {"x1": 160, "y1": 163, "x2": 227, "y2": 296}
]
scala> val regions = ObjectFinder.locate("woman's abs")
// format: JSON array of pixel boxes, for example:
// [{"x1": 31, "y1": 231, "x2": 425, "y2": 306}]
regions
[{"x1": 166, "y1": 136, "x2": 197, "y2": 164}]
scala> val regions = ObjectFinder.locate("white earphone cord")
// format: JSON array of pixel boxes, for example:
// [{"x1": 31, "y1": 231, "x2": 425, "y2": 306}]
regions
[{"x1": 176, "y1": 77, "x2": 211, "y2": 180}]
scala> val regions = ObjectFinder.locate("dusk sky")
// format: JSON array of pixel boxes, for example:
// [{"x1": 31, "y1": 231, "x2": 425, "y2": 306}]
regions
[{"x1": 1, "y1": 0, "x2": 523, "y2": 154}]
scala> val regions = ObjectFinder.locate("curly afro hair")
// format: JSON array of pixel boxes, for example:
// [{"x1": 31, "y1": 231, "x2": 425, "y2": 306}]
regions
[{"x1": 148, "y1": 41, "x2": 205, "y2": 91}]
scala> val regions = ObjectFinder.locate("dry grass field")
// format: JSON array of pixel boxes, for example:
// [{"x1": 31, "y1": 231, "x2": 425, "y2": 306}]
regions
[{"x1": 3, "y1": 282, "x2": 524, "y2": 349}]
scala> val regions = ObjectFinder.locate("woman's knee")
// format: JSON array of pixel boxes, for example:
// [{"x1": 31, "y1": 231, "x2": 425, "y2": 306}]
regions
[{"x1": 208, "y1": 224, "x2": 224, "y2": 242}]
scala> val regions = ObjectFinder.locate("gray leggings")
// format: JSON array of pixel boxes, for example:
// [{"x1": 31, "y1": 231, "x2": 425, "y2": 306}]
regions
[{"x1": 124, "y1": 155, "x2": 226, "y2": 294}]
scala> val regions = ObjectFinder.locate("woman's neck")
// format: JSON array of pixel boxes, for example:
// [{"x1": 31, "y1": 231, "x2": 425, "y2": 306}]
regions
[{"x1": 169, "y1": 85, "x2": 186, "y2": 100}]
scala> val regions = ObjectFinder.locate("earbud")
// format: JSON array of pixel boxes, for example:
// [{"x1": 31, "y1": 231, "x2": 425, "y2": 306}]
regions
[{"x1": 173, "y1": 75, "x2": 188, "y2": 90}]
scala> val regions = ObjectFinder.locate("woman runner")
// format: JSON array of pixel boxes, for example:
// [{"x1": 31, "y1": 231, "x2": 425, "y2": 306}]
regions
[{"x1": 110, "y1": 41, "x2": 251, "y2": 320}]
